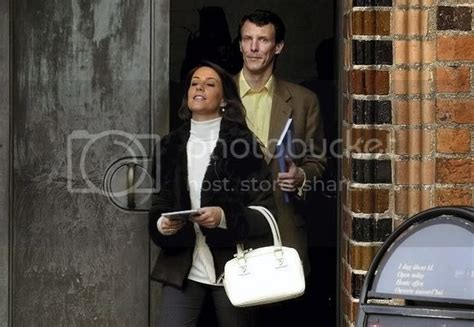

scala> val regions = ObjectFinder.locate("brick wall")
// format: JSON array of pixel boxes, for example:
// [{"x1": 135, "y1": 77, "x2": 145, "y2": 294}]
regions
[{"x1": 342, "y1": 0, "x2": 474, "y2": 325}]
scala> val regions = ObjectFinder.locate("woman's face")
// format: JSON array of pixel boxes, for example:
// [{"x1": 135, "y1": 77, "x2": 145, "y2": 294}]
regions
[{"x1": 187, "y1": 66, "x2": 225, "y2": 121}]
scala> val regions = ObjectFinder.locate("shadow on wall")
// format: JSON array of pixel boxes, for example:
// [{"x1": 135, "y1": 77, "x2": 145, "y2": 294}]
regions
[
  {"x1": 180, "y1": 6, "x2": 243, "y2": 79},
  {"x1": 170, "y1": 6, "x2": 243, "y2": 131},
  {"x1": 299, "y1": 36, "x2": 338, "y2": 327}
]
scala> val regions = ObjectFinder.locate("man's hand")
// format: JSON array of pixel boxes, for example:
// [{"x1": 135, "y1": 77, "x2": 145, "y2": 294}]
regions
[{"x1": 277, "y1": 157, "x2": 305, "y2": 192}]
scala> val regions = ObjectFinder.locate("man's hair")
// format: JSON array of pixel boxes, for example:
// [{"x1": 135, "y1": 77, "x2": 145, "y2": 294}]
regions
[{"x1": 238, "y1": 9, "x2": 286, "y2": 44}]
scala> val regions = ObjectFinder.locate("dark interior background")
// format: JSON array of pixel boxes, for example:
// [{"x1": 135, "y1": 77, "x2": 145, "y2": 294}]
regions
[
  {"x1": 170, "y1": 0, "x2": 335, "y2": 83},
  {"x1": 169, "y1": 0, "x2": 337, "y2": 131}
]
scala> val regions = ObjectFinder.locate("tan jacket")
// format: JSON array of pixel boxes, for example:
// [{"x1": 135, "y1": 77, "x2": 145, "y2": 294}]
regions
[{"x1": 237, "y1": 75, "x2": 327, "y2": 275}]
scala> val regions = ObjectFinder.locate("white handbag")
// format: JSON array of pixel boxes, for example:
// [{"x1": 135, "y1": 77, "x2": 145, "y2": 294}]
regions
[{"x1": 222, "y1": 206, "x2": 305, "y2": 307}]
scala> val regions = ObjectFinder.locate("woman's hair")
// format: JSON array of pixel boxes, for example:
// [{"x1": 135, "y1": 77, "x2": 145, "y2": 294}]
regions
[{"x1": 178, "y1": 61, "x2": 247, "y2": 126}]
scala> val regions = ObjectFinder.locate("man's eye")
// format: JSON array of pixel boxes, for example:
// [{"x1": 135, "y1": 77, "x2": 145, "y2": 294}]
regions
[
  {"x1": 207, "y1": 83, "x2": 215, "y2": 87},
  {"x1": 191, "y1": 82, "x2": 198, "y2": 86}
]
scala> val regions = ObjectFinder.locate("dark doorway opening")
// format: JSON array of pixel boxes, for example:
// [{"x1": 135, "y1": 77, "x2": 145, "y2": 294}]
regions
[{"x1": 169, "y1": 1, "x2": 338, "y2": 326}]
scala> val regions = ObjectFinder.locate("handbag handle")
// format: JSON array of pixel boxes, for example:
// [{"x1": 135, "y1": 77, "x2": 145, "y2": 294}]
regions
[{"x1": 235, "y1": 206, "x2": 282, "y2": 258}]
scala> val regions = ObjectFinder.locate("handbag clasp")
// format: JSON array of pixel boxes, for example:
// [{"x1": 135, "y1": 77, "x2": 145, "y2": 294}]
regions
[
  {"x1": 274, "y1": 248, "x2": 287, "y2": 268},
  {"x1": 237, "y1": 257, "x2": 249, "y2": 275}
]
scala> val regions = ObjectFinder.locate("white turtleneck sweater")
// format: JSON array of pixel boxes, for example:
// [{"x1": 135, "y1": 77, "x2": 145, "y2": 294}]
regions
[{"x1": 186, "y1": 117, "x2": 226, "y2": 285}]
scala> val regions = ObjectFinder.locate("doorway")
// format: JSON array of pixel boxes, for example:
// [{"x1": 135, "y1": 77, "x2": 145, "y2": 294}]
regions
[{"x1": 168, "y1": 1, "x2": 339, "y2": 326}]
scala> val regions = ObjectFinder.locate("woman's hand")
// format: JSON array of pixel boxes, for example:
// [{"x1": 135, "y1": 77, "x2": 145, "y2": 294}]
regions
[
  {"x1": 158, "y1": 216, "x2": 186, "y2": 235},
  {"x1": 191, "y1": 207, "x2": 222, "y2": 228}
]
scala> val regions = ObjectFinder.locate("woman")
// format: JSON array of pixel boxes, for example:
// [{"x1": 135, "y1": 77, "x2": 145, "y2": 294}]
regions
[{"x1": 149, "y1": 61, "x2": 275, "y2": 327}]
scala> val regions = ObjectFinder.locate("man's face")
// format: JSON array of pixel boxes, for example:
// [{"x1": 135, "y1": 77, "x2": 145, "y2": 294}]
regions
[{"x1": 239, "y1": 21, "x2": 284, "y2": 75}]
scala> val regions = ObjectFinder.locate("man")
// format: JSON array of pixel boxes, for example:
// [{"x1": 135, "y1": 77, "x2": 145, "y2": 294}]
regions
[
  {"x1": 235, "y1": 9, "x2": 327, "y2": 325},
  {"x1": 236, "y1": 9, "x2": 326, "y2": 275}
]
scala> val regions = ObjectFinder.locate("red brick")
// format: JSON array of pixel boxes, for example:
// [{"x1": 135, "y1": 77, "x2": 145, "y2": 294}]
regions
[
  {"x1": 343, "y1": 156, "x2": 350, "y2": 181},
  {"x1": 393, "y1": 99, "x2": 435, "y2": 125},
  {"x1": 437, "y1": 128, "x2": 471, "y2": 153},
  {"x1": 341, "y1": 291, "x2": 359, "y2": 324},
  {"x1": 436, "y1": 158, "x2": 473, "y2": 183},
  {"x1": 436, "y1": 66, "x2": 470, "y2": 93},
  {"x1": 344, "y1": 13, "x2": 351, "y2": 38},
  {"x1": 350, "y1": 243, "x2": 381, "y2": 271},
  {"x1": 394, "y1": 40, "x2": 435, "y2": 64},
  {"x1": 394, "y1": 218, "x2": 405, "y2": 229},
  {"x1": 342, "y1": 237, "x2": 349, "y2": 261},
  {"x1": 342, "y1": 261, "x2": 351, "y2": 294},
  {"x1": 437, "y1": 36, "x2": 474, "y2": 61},
  {"x1": 395, "y1": 160, "x2": 435, "y2": 185},
  {"x1": 342, "y1": 209, "x2": 352, "y2": 237},
  {"x1": 344, "y1": 39, "x2": 352, "y2": 68},
  {"x1": 392, "y1": 69, "x2": 431, "y2": 95},
  {"x1": 349, "y1": 298, "x2": 360, "y2": 323},
  {"x1": 352, "y1": 70, "x2": 390, "y2": 95},
  {"x1": 351, "y1": 188, "x2": 390, "y2": 213},
  {"x1": 395, "y1": 129, "x2": 433, "y2": 155},
  {"x1": 343, "y1": 182, "x2": 349, "y2": 211},
  {"x1": 436, "y1": 99, "x2": 474, "y2": 124},
  {"x1": 353, "y1": 11, "x2": 390, "y2": 36},
  {"x1": 343, "y1": 125, "x2": 350, "y2": 152},
  {"x1": 344, "y1": 70, "x2": 351, "y2": 94},
  {"x1": 351, "y1": 129, "x2": 390, "y2": 154},
  {"x1": 395, "y1": 188, "x2": 432, "y2": 215},
  {"x1": 343, "y1": 96, "x2": 352, "y2": 123},
  {"x1": 435, "y1": 188, "x2": 472, "y2": 206},
  {"x1": 394, "y1": 9, "x2": 429, "y2": 35}
]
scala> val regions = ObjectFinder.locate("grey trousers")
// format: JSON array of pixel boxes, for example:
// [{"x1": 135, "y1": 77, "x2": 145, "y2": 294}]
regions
[{"x1": 156, "y1": 280, "x2": 256, "y2": 327}]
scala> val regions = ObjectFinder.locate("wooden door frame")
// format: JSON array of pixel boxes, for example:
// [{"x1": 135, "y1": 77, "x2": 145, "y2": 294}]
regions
[{"x1": 149, "y1": 0, "x2": 170, "y2": 325}]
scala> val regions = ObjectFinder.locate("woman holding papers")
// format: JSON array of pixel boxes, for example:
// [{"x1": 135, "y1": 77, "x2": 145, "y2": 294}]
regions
[{"x1": 149, "y1": 61, "x2": 275, "y2": 327}]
